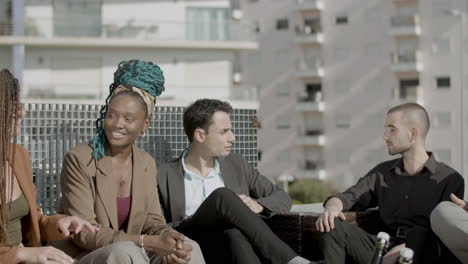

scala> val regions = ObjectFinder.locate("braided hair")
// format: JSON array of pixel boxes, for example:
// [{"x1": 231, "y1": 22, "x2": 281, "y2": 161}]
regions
[
  {"x1": 90, "y1": 60, "x2": 165, "y2": 159},
  {"x1": 0, "y1": 69, "x2": 20, "y2": 245}
]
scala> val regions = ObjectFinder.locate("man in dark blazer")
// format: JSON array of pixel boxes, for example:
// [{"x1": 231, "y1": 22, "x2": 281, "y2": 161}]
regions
[{"x1": 157, "y1": 99, "x2": 313, "y2": 264}]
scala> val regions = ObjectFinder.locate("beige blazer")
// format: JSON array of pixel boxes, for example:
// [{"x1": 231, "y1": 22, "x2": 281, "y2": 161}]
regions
[
  {"x1": 0, "y1": 144, "x2": 66, "y2": 264},
  {"x1": 59, "y1": 142, "x2": 168, "y2": 252}
]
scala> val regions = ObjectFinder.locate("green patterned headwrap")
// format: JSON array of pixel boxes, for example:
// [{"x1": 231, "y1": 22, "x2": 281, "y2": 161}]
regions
[{"x1": 90, "y1": 60, "x2": 165, "y2": 159}]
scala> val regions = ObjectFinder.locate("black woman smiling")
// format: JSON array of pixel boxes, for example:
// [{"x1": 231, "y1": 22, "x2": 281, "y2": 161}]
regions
[{"x1": 59, "y1": 60, "x2": 205, "y2": 264}]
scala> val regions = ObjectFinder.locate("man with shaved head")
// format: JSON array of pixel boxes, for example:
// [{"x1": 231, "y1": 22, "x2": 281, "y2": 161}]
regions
[{"x1": 316, "y1": 103, "x2": 463, "y2": 264}]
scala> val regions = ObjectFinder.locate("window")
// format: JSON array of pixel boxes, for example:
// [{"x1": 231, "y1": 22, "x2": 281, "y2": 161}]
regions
[
  {"x1": 303, "y1": 17, "x2": 321, "y2": 33},
  {"x1": 275, "y1": 82, "x2": 289, "y2": 96},
  {"x1": 300, "y1": 83, "x2": 322, "y2": 102},
  {"x1": 433, "y1": 112, "x2": 452, "y2": 128},
  {"x1": 399, "y1": 79, "x2": 419, "y2": 99},
  {"x1": 334, "y1": 45, "x2": 350, "y2": 60},
  {"x1": 187, "y1": 7, "x2": 229, "y2": 41},
  {"x1": 432, "y1": 0, "x2": 453, "y2": 16},
  {"x1": 432, "y1": 38, "x2": 451, "y2": 54},
  {"x1": 436, "y1": 76, "x2": 451, "y2": 88},
  {"x1": 336, "y1": 113, "x2": 351, "y2": 128},
  {"x1": 254, "y1": 21, "x2": 261, "y2": 33},
  {"x1": 276, "y1": 18, "x2": 289, "y2": 30},
  {"x1": 276, "y1": 117, "x2": 290, "y2": 129},
  {"x1": 336, "y1": 15, "x2": 349, "y2": 25},
  {"x1": 53, "y1": 0, "x2": 102, "y2": 37}
]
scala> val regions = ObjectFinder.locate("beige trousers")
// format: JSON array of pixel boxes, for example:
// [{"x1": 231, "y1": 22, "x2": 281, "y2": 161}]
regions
[
  {"x1": 75, "y1": 240, "x2": 205, "y2": 264},
  {"x1": 431, "y1": 201, "x2": 468, "y2": 263}
]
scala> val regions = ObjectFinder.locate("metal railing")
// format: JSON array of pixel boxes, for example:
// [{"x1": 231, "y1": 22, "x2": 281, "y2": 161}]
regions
[{"x1": 18, "y1": 103, "x2": 258, "y2": 214}]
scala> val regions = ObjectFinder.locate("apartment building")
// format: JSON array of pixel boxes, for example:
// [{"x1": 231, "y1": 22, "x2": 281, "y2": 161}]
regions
[
  {"x1": 242, "y1": 0, "x2": 468, "y2": 191},
  {"x1": 0, "y1": 0, "x2": 258, "y2": 108}
]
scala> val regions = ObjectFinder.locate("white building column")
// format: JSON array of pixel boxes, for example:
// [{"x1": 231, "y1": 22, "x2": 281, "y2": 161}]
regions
[{"x1": 12, "y1": 0, "x2": 24, "y2": 93}]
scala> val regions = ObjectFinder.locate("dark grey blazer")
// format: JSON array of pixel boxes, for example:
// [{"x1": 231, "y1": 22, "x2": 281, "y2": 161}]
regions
[{"x1": 157, "y1": 152, "x2": 292, "y2": 227}]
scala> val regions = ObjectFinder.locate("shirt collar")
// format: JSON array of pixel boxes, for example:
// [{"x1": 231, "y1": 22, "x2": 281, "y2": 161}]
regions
[
  {"x1": 181, "y1": 148, "x2": 220, "y2": 180},
  {"x1": 391, "y1": 151, "x2": 438, "y2": 175}
]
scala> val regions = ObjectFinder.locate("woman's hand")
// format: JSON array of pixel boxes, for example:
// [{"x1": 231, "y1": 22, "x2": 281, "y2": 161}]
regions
[
  {"x1": 16, "y1": 246, "x2": 74, "y2": 264},
  {"x1": 57, "y1": 216, "x2": 99, "y2": 236},
  {"x1": 145, "y1": 229, "x2": 190, "y2": 256}
]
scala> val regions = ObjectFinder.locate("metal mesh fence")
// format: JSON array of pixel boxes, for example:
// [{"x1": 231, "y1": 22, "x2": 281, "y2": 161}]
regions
[{"x1": 18, "y1": 103, "x2": 258, "y2": 215}]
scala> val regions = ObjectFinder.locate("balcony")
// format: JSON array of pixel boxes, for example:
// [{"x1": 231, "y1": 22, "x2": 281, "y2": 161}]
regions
[
  {"x1": 0, "y1": 18, "x2": 258, "y2": 50},
  {"x1": 392, "y1": 86, "x2": 423, "y2": 105},
  {"x1": 295, "y1": 26, "x2": 323, "y2": 44},
  {"x1": 296, "y1": 100, "x2": 324, "y2": 112},
  {"x1": 295, "y1": 161, "x2": 326, "y2": 179},
  {"x1": 389, "y1": 14, "x2": 421, "y2": 36},
  {"x1": 390, "y1": 50, "x2": 423, "y2": 73},
  {"x1": 296, "y1": 59, "x2": 324, "y2": 79},
  {"x1": 295, "y1": 130, "x2": 325, "y2": 146},
  {"x1": 296, "y1": 0, "x2": 324, "y2": 12}
]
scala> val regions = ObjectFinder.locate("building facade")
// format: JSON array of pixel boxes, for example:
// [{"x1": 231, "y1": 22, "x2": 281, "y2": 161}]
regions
[
  {"x1": 0, "y1": 0, "x2": 258, "y2": 108},
  {"x1": 242, "y1": 0, "x2": 468, "y2": 191}
]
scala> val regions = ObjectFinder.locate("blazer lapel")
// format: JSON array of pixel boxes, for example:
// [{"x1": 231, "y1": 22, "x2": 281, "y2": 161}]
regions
[
  {"x1": 127, "y1": 146, "x2": 145, "y2": 233},
  {"x1": 167, "y1": 159, "x2": 186, "y2": 222},
  {"x1": 95, "y1": 156, "x2": 119, "y2": 230},
  {"x1": 219, "y1": 156, "x2": 237, "y2": 191}
]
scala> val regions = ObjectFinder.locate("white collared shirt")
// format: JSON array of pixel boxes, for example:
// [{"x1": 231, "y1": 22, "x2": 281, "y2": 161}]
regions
[{"x1": 181, "y1": 149, "x2": 225, "y2": 217}]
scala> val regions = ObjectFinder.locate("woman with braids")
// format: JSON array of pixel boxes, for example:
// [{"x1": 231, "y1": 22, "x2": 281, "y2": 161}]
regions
[
  {"x1": 59, "y1": 60, "x2": 204, "y2": 264},
  {"x1": 0, "y1": 69, "x2": 97, "y2": 264}
]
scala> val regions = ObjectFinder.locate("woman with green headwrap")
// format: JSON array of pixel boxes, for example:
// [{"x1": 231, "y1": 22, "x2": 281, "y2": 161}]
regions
[{"x1": 58, "y1": 60, "x2": 205, "y2": 264}]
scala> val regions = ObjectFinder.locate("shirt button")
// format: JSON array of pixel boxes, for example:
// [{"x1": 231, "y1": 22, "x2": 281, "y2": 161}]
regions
[{"x1": 404, "y1": 195, "x2": 408, "y2": 199}]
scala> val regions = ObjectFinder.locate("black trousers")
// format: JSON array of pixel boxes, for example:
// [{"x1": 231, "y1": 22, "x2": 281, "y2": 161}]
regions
[
  {"x1": 319, "y1": 219, "x2": 461, "y2": 264},
  {"x1": 175, "y1": 188, "x2": 297, "y2": 264}
]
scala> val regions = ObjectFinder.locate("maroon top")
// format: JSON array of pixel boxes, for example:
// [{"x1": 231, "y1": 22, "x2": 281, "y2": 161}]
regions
[{"x1": 117, "y1": 196, "x2": 132, "y2": 230}]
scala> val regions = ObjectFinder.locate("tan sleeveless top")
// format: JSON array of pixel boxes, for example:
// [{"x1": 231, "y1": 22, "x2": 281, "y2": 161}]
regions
[{"x1": 7, "y1": 193, "x2": 29, "y2": 246}]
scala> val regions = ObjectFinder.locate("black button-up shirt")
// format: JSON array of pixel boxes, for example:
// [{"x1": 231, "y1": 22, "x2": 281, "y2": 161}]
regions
[{"x1": 329, "y1": 152, "x2": 464, "y2": 230}]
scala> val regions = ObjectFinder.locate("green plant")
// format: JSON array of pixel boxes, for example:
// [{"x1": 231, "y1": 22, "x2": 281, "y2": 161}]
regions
[{"x1": 288, "y1": 179, "x2": 336, "y2": 204}]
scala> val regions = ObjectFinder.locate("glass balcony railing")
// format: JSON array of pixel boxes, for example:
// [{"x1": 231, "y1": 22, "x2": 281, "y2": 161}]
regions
[
  {"x1": 298, "y1": 91, "x2": 323, "y2": 102},
  {"x1": 296, "y1": 59, "x2": 324, "y2": 78},
  {"x1": 390, "y1": 14, "x2": 419, "y2": 27},
  {"x1": 0, "y1": 17, "x2": 256, "y2": 42},
  {"x1": 295, "y1": 24, "x2": 322, "y2": 35},
  {"x1": 391, "y1": 50, "x2": 422, "y2": 63}
]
